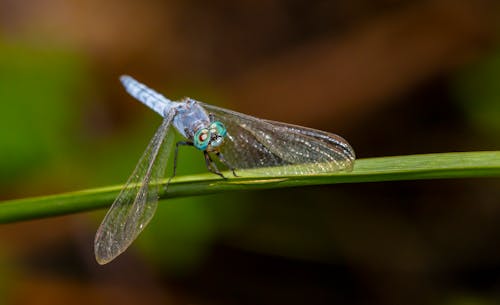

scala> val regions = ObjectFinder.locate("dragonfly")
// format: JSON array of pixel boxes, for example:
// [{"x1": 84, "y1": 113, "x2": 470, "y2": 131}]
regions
[{"x1": 94, "y1": 75, "x2": 356, "y2": 264}]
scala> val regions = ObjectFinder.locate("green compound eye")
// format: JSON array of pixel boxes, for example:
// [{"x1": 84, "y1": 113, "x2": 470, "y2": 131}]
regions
[
  {"x1": 194, "y1": 128, "x2": 211, "y2": 150},
  {"x1": 210, "y1": 121, "x2": 227, "y2": 137},
  {"x1": 209, "y1": 121, "x2": 227, "y2": 147}
]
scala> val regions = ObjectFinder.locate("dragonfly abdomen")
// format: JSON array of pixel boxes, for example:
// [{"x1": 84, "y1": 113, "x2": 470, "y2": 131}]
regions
[{"x1": 120, "y1": 75, "x2": 174, "y2": 117}]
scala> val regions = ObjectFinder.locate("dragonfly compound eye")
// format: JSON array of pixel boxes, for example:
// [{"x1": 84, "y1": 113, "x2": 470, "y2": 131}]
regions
[
  {"x1": 209, "y1": 121, "x2": 227, "y2": 137},
  {"x1": 194, "y1": 128, "x2": 211, "y2": 150},
  {"x1": 208, "y1": 121, "x2": 226, "y2": 148}
]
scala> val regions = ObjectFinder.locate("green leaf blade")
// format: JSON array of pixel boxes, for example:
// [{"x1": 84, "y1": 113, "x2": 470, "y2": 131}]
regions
[{"x1": 1, "y1": 151, "x2": 499, "y2": 224}]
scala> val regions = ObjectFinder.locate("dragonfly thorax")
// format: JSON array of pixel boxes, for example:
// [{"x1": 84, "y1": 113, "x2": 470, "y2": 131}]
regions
[{"x1": 172, "y1": 98, "x2": 210, "y2": 139}]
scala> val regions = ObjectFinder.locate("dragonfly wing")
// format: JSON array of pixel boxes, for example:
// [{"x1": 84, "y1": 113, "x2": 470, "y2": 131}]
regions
[
  {"x1": 201, "y1": 103, "x2": 355, "y2": 175},
  {"x1": 94, "y1": 110, "x2": 176, "y2": 264}
]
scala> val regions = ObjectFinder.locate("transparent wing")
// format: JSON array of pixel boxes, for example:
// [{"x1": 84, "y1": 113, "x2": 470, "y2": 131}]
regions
[
  {"x1": 94, "y1": 110, "x2": 175, "y2": 264},
  {"x1": 201, "y1": 103, "x2": 355, "y2": 176}
]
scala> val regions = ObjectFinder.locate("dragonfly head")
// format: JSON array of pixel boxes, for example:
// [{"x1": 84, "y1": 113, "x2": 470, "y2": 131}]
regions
[{"x1": 193, "y1": 121, "x2": 227, "y2": 151}]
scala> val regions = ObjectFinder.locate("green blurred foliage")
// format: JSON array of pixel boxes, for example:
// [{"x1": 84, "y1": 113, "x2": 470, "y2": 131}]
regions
[
  {"x1": 138, "y1": 196, "x2": 218, "y2": 273},
  {"x1": 452, "y1": 48, "x2": 500, "y2": 141},
  {"x1": 0, "y1": 40, "x2": 87, "y2": 187},
  {"x1": 138, "y1": 193, "x2": 253, "y2": 274}
]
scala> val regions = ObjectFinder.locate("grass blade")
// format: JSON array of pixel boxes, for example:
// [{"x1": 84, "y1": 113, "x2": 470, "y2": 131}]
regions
[{"x1": 1, "y1": 151, "x2": 499, "y2": 223}]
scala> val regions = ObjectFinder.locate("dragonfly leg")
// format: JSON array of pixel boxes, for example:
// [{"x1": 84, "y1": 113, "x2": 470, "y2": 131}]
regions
[
  {"x1": 166, "y1": 141, "x2": 193, "y2": 190},
  {"x1": 215, "y1": 151, "x2": 238, "y2": 177},
  {"x1": 203, "y1": 151, "x2": 226, "y2": 179}
]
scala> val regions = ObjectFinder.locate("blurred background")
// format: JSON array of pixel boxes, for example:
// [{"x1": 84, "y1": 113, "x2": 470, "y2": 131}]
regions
[{"x1": 1, "y1": 0, "x2": 500, "y2": 304}]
